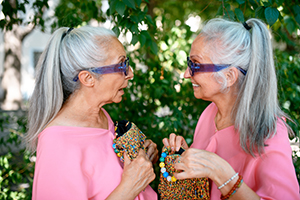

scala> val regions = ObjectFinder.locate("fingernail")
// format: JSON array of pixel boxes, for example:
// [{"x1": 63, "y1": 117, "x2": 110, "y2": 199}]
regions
[{"x1": 171, "y1": 147, "x2": 174, "y2": 151}]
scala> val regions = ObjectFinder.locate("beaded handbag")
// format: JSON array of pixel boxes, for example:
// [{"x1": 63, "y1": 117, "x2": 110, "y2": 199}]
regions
[
  {"x1": 112, "y1": 120, "x2": 146, "y2": 162},
  {"x1": 158, "y1": 146, "x2": 210, "y2": 200}
]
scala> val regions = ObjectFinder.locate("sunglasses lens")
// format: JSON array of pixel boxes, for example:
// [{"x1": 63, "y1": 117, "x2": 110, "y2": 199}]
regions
[
  {"x1": 187, "y1": 60, "x2": 193, "y2": 76},
  {"x1": 125, "y1": 58, "x2": 129, "y2": 76}
]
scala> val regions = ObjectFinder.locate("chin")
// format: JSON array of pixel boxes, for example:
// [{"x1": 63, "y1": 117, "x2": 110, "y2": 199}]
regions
[{"x1": 113, "y1": 98, "x2": 123, "y2": 104}]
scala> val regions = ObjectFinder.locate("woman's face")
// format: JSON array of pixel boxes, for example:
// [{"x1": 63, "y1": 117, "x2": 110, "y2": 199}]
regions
[
  {"x1": 184, "y1": 36, "x2": 222, "y2": 101},
  {"x1": 94, "y1": 38, "x2": 133, "y2": 105}
]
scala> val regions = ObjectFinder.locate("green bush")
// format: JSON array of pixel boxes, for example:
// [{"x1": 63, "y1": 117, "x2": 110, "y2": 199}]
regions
[{"x1": 0, "y1": 112, "x2": 34, "y2": 200}]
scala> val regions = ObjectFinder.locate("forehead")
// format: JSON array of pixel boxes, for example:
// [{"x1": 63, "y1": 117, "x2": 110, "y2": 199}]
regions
[
  {"x1": 102, "y1": 37, "x2": 126, "y2": 63},
  {"x1": 190, "y1": 36, "x2": 211, "y2": 61},
  {"x1": 109, "y1": 38, "x2": 126, "y2": 53}
]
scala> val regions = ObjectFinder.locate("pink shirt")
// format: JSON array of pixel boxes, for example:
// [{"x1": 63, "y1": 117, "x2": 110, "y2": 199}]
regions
[
  {"x1": 191, "y1": 103, "x2": 300, "y2": 200},
  {"x1": 32, "y1": 109, "x2": 157, "y2": 200}
]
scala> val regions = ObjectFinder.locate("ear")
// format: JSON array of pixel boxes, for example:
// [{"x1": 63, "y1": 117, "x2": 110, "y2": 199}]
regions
[
  {"x1": 225, "y1": 67, "x2": 239, "y2": 87},
  {"x1": 78, "y1": 71, "x2": 95, "y2": 87}
]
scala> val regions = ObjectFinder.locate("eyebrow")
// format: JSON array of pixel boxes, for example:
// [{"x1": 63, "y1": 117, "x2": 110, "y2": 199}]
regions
[
  {"x1": 190, "y1": 55, "x2": 203, "y2": 61},
  {"x1": 118, "y1": 55, "x2": 126, "y2": 62}
]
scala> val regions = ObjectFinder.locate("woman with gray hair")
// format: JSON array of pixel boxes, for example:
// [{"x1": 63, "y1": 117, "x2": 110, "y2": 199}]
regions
[
  {"x1": 163, "y1": 18, "x2": 300, "y2": 199},
  {"x1": 25, "y1": 26, "x2": 158, "y2": 200}
]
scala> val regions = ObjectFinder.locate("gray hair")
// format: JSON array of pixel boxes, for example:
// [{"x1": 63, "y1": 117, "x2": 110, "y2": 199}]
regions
[
  {"x1": 200, "y1": 18, "x2": 293, "y2": 156},
  {"x1": 25, "y1": 26, "x2": 116, "y2": 152}
]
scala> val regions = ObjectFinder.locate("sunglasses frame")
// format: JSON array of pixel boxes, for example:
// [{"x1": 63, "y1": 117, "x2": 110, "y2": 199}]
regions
[
  {"x1": 73, "y1": 57, "x2": 130, "y2": 82},
  {"x1": 187, "y1": 57, "x2": 247, "y2": 76}
]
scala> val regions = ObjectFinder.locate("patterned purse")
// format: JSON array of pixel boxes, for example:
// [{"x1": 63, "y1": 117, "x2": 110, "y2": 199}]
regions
[
  {"x1": 112, "y1": 120, "x2": 146, "y2": 162},
  {"x1": 158, "y1": 146, "x2": 210, "y2": 200}
]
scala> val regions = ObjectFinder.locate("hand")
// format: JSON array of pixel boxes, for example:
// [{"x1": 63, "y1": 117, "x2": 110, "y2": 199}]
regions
[
  {"x1": 162, "y1": 133, "x2": 189, "y2": 152},
  {"x1": 144, "y1": 139, "x2": 159, "y2": 164},
  {"x1": 120, "y1": 150, "x2": 156, "y2": 198},
  {"x1": 174, "y1": 148, "x2": 236, "y2": 186}
]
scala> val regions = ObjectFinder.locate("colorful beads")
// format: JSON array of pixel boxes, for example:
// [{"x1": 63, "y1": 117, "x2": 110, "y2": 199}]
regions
[
  {"x1": 159, "y1": 162, "x2": 165, "y2": 168},
  {"x1": 159, "y1": 148, "x2": 178, "y2": 183},
  {"x1": 171, "y1": 176, "x2": 177, "y2": 182}
]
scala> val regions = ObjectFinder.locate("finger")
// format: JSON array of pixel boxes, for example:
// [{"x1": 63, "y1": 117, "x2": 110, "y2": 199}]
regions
[
  {"x1": 169, "y1": 133, "x2": 177, "y2": 152},
  {"x1": 149, "y1": 149, "x2": 159, "y2": 163},
  {"x1": 174, "y1": 162, "x2": 186, "y2": 171},
  {"x1": 162, "y1": 138, "x2": 170, "y2": 147},
  {"x1": 138, "y1": 148, "x2": 148, "y2": 160},
  {"x1": 174, "y1": 171, "x2": 191, "y2": 180},
  {"x1": 146, "y1": 144, "x2": 155, "y2": 158},
  {"x1": 144, "y1": 139, "x2": 151, "y2": 148},
  {"x1": 175, "y1": 136, "x2": 186, "y2": 151},
  {"x1": 123, "y1": 151, "x2": 131, "y2": 167}
]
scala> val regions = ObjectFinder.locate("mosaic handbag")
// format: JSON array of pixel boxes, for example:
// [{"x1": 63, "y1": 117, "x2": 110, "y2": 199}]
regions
[
  {"x1": 112, "y1": 120, "x2": 146, "y2": 162},
  {"x1": 158, "y1": 146, "x2": 210, "y2": 200}
]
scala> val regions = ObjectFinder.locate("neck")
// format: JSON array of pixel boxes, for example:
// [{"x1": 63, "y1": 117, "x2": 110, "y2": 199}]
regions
[
  {"x1": 48, "y1": 90, "x2": 108, "y2": 129},
  {"x1": 213, "y1": 91, "x2": 237, "y2": 131}
]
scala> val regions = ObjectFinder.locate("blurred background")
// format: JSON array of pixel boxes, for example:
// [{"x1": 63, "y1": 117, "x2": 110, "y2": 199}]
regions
[{"x1": 0, "y1": 0, "x2": 299, "y2": 199}]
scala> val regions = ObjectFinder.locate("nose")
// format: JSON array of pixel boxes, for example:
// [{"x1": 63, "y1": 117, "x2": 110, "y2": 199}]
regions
[
  {"x1": 183, "y1": 68, "x2": 191, "y2": 79},
  {"x1": 126, "y1": 66, "x2": 134, "y2": 80}
]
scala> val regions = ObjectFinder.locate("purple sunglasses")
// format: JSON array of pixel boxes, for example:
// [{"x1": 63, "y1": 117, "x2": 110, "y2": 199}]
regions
[
  {"x1": 73, "y1": 57, "x2": 130, "y2": 82},
  {"x1": 187, "y1": 57, "x2": 247, "y2": 76}
]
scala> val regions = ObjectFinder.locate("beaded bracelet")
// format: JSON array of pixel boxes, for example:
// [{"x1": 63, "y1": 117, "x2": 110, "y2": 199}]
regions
[
  {"x1": 218, "y1": 173, "x2": 239, "y2": 190},
  {"x1": 159, "y1": 149, "x2": 177, "y2": 182},
  {"x1": 220, "y1": 175, "x2": 243, "y2": 200}
]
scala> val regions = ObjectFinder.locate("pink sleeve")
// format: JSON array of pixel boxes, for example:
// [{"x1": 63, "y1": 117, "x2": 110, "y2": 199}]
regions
[
  {"x1": 255, "y1": 123, "x2": 300, "y2": 199},
  {"x1": 33, "y1": 134, "x2": 90, "y2": 200}
]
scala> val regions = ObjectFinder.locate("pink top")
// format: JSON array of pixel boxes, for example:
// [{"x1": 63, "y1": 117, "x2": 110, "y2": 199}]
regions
[
  {"x1": 32, "y1": 109, "x2": 157, "y2": 200},
  {"x1": 191, "y1": 103, "x2": 300, "y2": 200}
]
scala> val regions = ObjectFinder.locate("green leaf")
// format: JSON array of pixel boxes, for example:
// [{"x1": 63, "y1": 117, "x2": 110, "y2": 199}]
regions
[
  {"x1": 265, "y1": 7, "x2": 279, "y2": 26},
  {"x1": 236, "y1": 0, "x2": 245, "y2": 4},
  {"x1": 255, "y1": 6, "x2": 265, "y2": 19},
  {"x1": 296, "y1": 14, "x2": 300, "y2": 25},
  {"x1": 131, "y1": 34, "x2": 139, "y2": 45},
  {"x1": 235, "y1": 8, "x2": 244, "y2": 22},
  {"x1": 150, "y1": 41, "x2": 158, "y2": 55},
  {"x1": 115, "y1": 1, "x2": 126, "y2": 16},
  {"x1": 139, "y1": 33, "x2": 147, "y2": 47},
  {"x1": 112, "y1": 26, "x2": 120, "y2": 36},
  {"x1": 285, "y1": 18, "x2": 296, "y2": 35},
  {"x1": 130, "y1": 15, "x2": 139, "y2": 23},
  {"x1": 109, "y1": 0, "x2": 118, "y2": 15},
  {"x1": 135, "y1": 0, "x2": 142, "y2": 7},
  {"x1": 293, "y1": 5, "x2": 300, "y2": 14},
  {"x1": 146, "y1": 15, "x2": 154, "y2": 25},
  {"x1": 131, "y1": 23, "x2": 139, "y2": 33},
  {"x1": 123, "y1": 0, "x2": 136, "y2": 9},
  {"x1": 224, "y1": 10, "x2": 235, "y2": 20},
  {"x1": 275, "y1": 0, "x2": 284, "y2": 6},
  {"x1": 262, "y1": 1, "x2": 272, "y2": 7}
]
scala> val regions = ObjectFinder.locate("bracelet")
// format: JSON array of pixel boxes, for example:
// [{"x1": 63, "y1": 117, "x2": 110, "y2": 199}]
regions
[
  {"x1": 220, "y1": 175, "x2": 243, "y2": 200},
  {"x1": 218, "y1": 172, "x2": 239, "y2": 190}
]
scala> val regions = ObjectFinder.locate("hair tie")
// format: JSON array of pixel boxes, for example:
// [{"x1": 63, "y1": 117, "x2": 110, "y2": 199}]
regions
[
  {"x1": 61, "y1": 27, "x2": 74, "y2": 40},
  {"x1": 243, "y1": 22, "x2": 251, "y2": 31}
]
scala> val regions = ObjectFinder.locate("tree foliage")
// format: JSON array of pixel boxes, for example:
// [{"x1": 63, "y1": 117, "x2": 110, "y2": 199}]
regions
[{"x1": 0, "y1": 0, "x2": 49, "y2": 31}]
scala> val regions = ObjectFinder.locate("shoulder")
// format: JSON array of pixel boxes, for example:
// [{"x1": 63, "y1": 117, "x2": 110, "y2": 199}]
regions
[{"x1": 264, "y1": 119, "x2": 290, "y2": 152}]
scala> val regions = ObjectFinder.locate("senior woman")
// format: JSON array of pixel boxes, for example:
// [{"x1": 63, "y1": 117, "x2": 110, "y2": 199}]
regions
[
  {"x1": 25, "y1": 26, "x2": 158, "y2": 200},
  {"x1": 163, "y1": 18, "x2": 300, "y2": 199}
]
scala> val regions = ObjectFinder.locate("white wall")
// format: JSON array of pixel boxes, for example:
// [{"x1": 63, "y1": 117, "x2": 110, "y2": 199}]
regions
[{"x1": 21, "y1": 29, "x2": 51, "y2": 99}]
